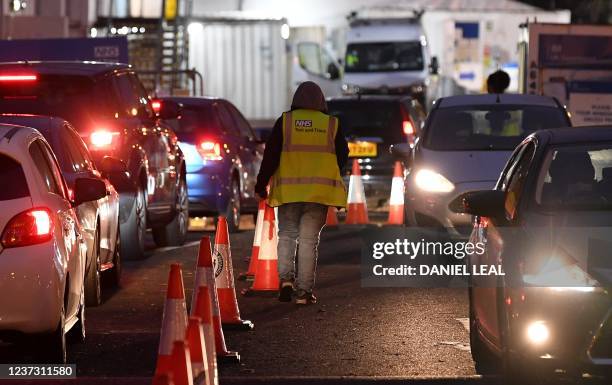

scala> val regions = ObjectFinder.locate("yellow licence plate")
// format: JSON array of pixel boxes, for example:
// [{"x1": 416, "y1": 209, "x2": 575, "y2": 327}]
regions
[{"x1": 348, "y1": 141, "x2": 377, "y2": 157}]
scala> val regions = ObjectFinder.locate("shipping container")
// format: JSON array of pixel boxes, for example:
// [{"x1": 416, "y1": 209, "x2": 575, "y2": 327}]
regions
[{"x1": 187, "y1": 15, "x2": 290, "y2": 122}]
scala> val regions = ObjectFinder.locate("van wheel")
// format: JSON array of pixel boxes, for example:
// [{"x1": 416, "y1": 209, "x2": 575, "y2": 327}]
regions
[
  {"x1": 225, "y1": 178, "x2": 241, "y2": 233},
  {"x1": 84, "y1": 229, "x2": 101, "y2": 306},
  {"x1": 153, "y1": 177, "x2": 188, "y2": 246},
  {"x1": 40, "y1": 303, "x2": 67, "y2": 364},
  {"x1": 121, "y1": 185, "x2": 147, "y2": 260}
]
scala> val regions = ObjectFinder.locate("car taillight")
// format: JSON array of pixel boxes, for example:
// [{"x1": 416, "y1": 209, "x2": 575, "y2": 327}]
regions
[
  {"x1": 1, "y1": 208, "x2": 53, "y2": 248},
  {"x1": 197, "y1": 141, "x2": 223, "y2": 161},
  {"x1": 152, "y1": 100, "x2": 162, "y2": 114},
  {"x1": 0, "y1": 74, "x2": 37, "y2": 82},
  {"x1": 90, "y1": 130, "x2": 119, "y2": 148},
  {"x1": 403, "y1": 120, "x2": 415, "y2": 135}
]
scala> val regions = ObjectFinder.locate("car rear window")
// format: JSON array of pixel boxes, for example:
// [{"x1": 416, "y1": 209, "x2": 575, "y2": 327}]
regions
[
  {"x1": 0, "y1": 154, "x2": 29, "y2": 200},
  {"x1": 166, "y1": 104, "x2": 219, "y2": 136},
  {"x1": 0, "y1": 74, "x2": 114, "y2": 131},
  {"x1": 424, "y1": 105, "x2": 568, "y2": 151},
  {"x1": 327, "y1": 100, "x2": 403, "y2": 144}
]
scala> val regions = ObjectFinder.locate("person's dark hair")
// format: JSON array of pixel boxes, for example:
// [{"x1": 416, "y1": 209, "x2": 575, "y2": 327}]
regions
[
  {"x1": 291, "y1": 81, "x2": 327, "y2": 113},
  {"x1": 486, "y1": 70, "x2": 511, "y2": 94}
]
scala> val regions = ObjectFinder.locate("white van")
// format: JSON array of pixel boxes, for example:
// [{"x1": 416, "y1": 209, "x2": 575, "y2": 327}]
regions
[
  {"x1": 291, "y1": 41, "x2": 343, "y2": 98},
  {"x1": 342, "y1": 18, "x2": 438, "y2": 107}
]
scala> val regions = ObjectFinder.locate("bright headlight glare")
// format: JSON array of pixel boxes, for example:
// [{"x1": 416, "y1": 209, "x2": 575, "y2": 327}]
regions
[
  {"x1": 414, "y1": 169, "x2": 455, "y2": 193},
  {"x1": 526, "y1": 321, "x2": 549, "y2": 345},
  {"x1": 523, "y1": 257, "x2": 601, "y2": 290}
]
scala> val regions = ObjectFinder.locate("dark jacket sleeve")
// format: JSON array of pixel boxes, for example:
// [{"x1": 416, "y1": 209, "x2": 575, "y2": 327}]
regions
[
  {"x1": 255, "y1": 117, "x2": 283, "y2": 198},
  {"x1": 335, "y1": 122, "x2": 349, "y2": 171}
]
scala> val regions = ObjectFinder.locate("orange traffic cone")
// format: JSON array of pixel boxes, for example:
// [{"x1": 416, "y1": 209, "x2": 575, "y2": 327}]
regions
[
  {"x1": 325, "y1": 206, "x2": 338, "y2": 226},
  {"x1": 152, "y1": 373, "x2": 175, "y2": 385},
  {"x1": 193, "y1": 285, "x2": 239, "y2": 365},
  {"x1": 169, "y1": 340, "x2": 193, "y2": 385},
  {"x1": 238, "y1": 199, "x2": 266, "y2": 281},
  {"x1": 213, "y1": 217, "x2": 254, "y2": 330},
  {"x1": 244, "y1": 204, "x2": 279, "y2": 293},
  {"x1": 156, "y1": 264, "x2": 188, "y2": 376},
  {"x1": 185, "y1": 317, "x2": 212, "y2": 385},
  {"x1": 345, "y1": 159, "x2": 369, "y2": 224},
  {"x1": 388, "y1": 161, "x2": 405, "y2": 225}
]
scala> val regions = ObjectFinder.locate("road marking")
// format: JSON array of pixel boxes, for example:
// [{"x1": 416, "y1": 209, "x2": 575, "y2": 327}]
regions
[
  {"x1": 438, "y1": 341, "x2": 471, "y2": 352},
  {"x1": 456, "y1": 318, "x2": 470, "y2": 332}
]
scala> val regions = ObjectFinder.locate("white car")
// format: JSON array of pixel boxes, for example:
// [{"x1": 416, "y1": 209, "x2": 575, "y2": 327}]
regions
[{"x1": 0, "y1": 123, "x2": 106, "y2": 363}]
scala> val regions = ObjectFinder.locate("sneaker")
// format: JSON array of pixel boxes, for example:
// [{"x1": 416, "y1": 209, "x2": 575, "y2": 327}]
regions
[
  {"x1": 295, "y1": 291, "x2": 316, "y2": 305},
  {"x1": 278, "y1": 280, "x2": 294, "y2": 302}
]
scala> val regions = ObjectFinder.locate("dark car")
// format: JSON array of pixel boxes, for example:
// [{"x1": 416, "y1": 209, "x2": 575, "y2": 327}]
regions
[
  {"x1": 326, "y1": 95, "x2": 426, "y2": 208},
  {"x1": 0, "y1": 114, "x2": 121, "y2": 306},
  {"x1": 158, "y1": 97, "x2": 263, "y2": 232},
  {"x1": 0, "y1": 62, "x2": 187, "y2": 259},
  {"x1": 453, "y1": 127, "x2": 612, "y2": 381}
]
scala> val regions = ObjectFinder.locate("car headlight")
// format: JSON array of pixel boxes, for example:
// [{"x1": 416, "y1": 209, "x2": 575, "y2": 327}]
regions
[
  {"x1": 523, "y1": 255, "x2": 602, "y2": 292},
  {"x1": 342, "y1": 83, "x2": 360, "y2": 95},
  {"x1": 414, "y1": 169, "x2": 455, "y2": 193}
]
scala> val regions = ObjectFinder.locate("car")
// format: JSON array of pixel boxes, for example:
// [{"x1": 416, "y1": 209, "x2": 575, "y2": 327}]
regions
[
  {"x1": 0, "y1": 114, "x2": 121, "y2": 306},
  {"x1": 157, "y1": 97, "x2": 263, "y2": 232},
  {"x1": 0, "y1": 123, "x2": 106, "y2": 362},
  {"x1": 0, "y1": 62, "x2": 187, "y2": 258},
  {"x1": 393, "y1": 94, "x2": 571, "y2": 236},
  {"x1": 327, "y1": 95, "x2": 426, "y2": 209},
  {"x1": 452, "y1": 126, "x2": 612, "y2": 381}
]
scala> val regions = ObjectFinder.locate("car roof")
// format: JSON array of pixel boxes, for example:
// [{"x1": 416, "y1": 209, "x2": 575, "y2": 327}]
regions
[
  {"x1": 160, "y1": 96, "x2": 222, "y2": 106},
  {"x1": 0, "y1": 114, "x2": 64, "y2": 134},
  {"x1": 535, "y1": 126, "x2": 612, "y2": 145},
  {"x1": 327, "y1": 95, "x2": 411, "y2": 103},
  {"x1": 0, "y1": 61, "x2": 131, "y2": 77},
  {"x1": 436, "y1": 94, "x2": 560, "y2": 108},
  {"x1": 0, "y1": 123, "x2": 42, "y2": 152}
]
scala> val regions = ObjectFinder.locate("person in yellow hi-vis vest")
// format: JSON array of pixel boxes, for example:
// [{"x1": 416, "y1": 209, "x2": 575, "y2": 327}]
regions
[{"x1": 255, "y1": 81, "x2": 349, "y2": 305}]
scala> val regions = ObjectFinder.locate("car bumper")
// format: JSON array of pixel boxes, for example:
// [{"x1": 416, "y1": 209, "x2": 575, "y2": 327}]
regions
[
  {"x1": 507, "y1": 287, "x2": 612, "y2": 374},
  {"x1": 186, "y1": 169, "x2": 230, "y2": 216},
  {"x1": 0, "y1": 243, "x2": 63, "y2": 335},
  {"x1": 405, "y1": 179, "x2": 496, "y2": 236}
]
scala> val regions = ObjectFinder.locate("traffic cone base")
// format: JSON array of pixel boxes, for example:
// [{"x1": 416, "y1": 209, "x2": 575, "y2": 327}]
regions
[
  {"x1": 325, "y1": 206, "x2": 338, "y2": 227},
  {"x1": 248, "y1": 259, "x2": 278, "y2": 292},
  {"x1": 244, "y1": 205, "x2": 279, "y2": 295},
  {"x1": 217, "y1": 350, "x2": 240, "y2": 364},
  {"x1": 239, "y1": 200, "x2": 266, "y2": 280}
]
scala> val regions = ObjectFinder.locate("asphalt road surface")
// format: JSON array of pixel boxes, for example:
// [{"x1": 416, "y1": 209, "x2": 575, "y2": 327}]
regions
[{"x1": 1, "y1": 218, "x2": 487, "y2": 384}]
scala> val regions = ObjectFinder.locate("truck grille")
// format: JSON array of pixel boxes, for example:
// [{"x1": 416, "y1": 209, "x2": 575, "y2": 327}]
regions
[{"x1": 590, "y1": 311, "x2": 612, "y2": 360}]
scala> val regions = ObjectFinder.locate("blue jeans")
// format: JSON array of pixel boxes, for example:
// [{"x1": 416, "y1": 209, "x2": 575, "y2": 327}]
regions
[{"x1": 277, "y1": 202, "x2": 327, "y2": 293}]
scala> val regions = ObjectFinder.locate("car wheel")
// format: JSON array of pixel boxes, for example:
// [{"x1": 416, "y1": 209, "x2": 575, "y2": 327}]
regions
[
  {"x1": 40, "y1": 301, "x2": 67, "y2": 364},
  {"x1": 84, "y1": 229, "x2": 101, "y2": 307},
  {"x1": 469, "y1": 287, "x2": 499, "y2": 374},
  {"x1": 107, "y1": 225, "x2": 121, "y2": 288},
  {"x1": 225, "y1": 178, "x2": 241, "y2": 233},
  {"x1": 121, "y1": 184, "x2": 147, "y2": 260},
  {"x1": 69, "y1": 283, "x2": 86, "y2": 344},
  {"x1": 152, "y1": 176, "x2": 188, "y2": 247}
]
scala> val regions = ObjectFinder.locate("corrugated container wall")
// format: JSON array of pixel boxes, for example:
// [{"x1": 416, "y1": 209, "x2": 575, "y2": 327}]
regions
[{"x1": 189, "y1": 20, "x2": 290, "y2": 121}]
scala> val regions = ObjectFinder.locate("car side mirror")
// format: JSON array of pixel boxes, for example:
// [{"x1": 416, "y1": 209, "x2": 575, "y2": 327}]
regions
[
  {"x1": 99, "y1": 156, "x2": 127, "y2": 174},
  {"x1": 449, "y1": 190, "x2": 506, "y2": 220},
  {"x1": 158, "y1": 100, "x2": 182, "y2": 120},
  {"x1": 429, "y1": 56, "x2": 439, "y2": 75},
  {"x1": 389, "y1": 143, "x2": 412, "y2": 159},
  {"x1": 73, "y1": 177, "x2": 107, "y2": 206}
]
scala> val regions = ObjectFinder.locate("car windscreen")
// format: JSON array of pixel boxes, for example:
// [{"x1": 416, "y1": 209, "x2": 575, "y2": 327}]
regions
[
  {"x1": 424, "y1": 105, "x2": 568, "y2": 151},
  {"x1": 164, "y1": 104, "x2": 218, "y2": 138},
  {"x1": 536, "y1": 144, "x2": 612, "y2": 210},
  {"x1": 0, "y1": 75, "x2": 114, "y2": 131},
  {"x1": 327, "y1": 100, "x2": 403, "y2": 144},
  {"x1": 344, "y1": 42, "x2": 424, "y2": 73},
  {"x1": 0, "y1": 153, "x2": 29, "y2": 200}
]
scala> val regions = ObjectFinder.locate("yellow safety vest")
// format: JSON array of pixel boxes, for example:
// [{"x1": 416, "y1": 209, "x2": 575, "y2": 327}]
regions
[{"x1": 268, "y1": 109, "x2": 347, "y2": 208}]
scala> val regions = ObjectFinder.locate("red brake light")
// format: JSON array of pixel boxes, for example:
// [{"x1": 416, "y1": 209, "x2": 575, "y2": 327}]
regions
[
  {"x1": 90, "y1": 130, "x2": 119, "y2": 148},
  {"x1": 198, "y1": 141, "x2": 223, "y2": 161},
  {"x1": 1, "y1": 208, "x2": 53, "y2": 248},
  {"x1": 403, "y1": 120, "x2": 415, "y2": 135},
  {"x1": 152, "y1": 100, "x2": 162, "y2": 114},
  {"x1": 0, "y1": 74, "x2": 37, "y2": 82}
]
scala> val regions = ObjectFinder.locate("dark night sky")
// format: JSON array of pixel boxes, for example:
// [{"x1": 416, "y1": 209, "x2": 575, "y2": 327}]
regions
[{"x1": 517, "y1": 0, "x2": 612, "y2": 24}]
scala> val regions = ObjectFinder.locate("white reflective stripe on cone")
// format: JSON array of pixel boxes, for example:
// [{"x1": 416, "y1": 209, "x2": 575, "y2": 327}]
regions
[
  {"x1": 158, "y1": 299, "x2": 187, "y2": 356},
  {"x1": 253, "y1": 207, "x2": 264, "y2": 247},
  {"x1": 258, "y1": 216, "x2": 278, "y2": 261},
  {"x1": 347, "y1": 174, "x2": 366, "y2": 204},
  {"x1": 389, "y1": 176, "x2": 405, "y2": 205}
]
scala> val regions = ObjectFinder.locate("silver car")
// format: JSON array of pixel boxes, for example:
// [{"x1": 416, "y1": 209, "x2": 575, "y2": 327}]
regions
[{"x1": 392, "y1": 94, "x2": 571, "y2": 236}]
